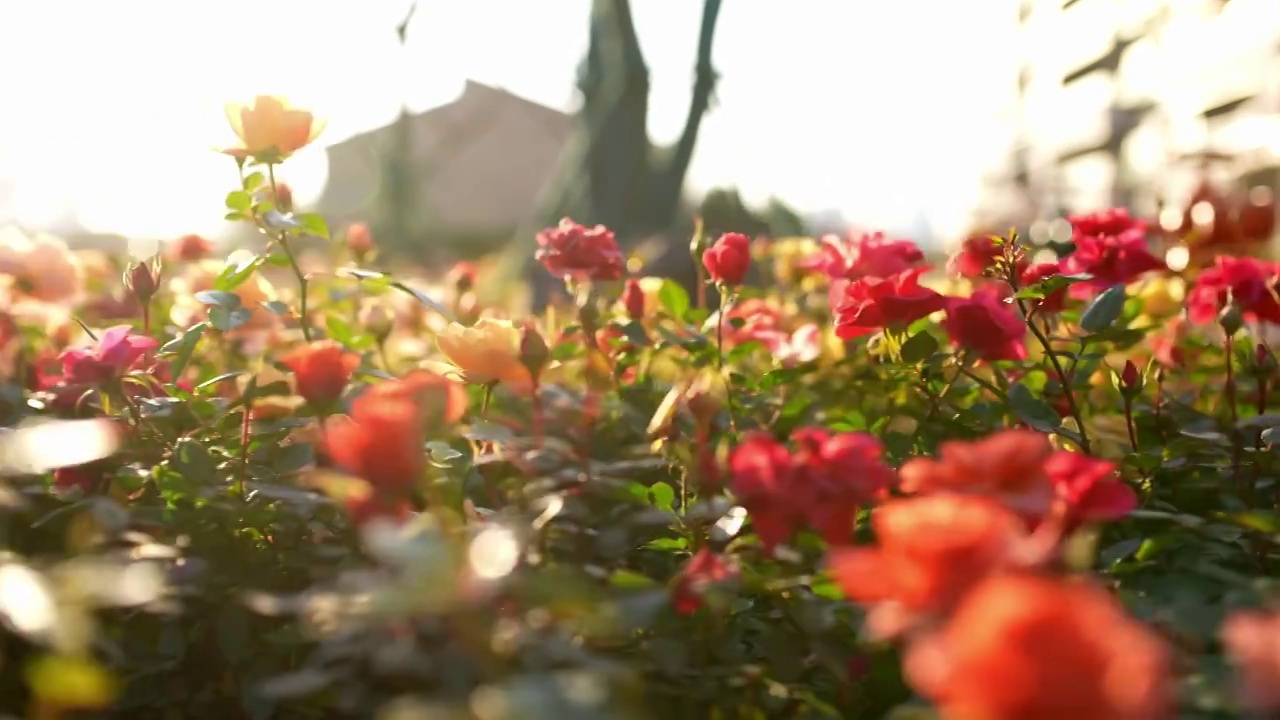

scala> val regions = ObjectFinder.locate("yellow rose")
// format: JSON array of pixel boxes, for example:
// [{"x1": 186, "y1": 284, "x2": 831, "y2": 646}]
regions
[
  {"x1": 222, "y1": 96, "x2": 325, "y2": 162},
  {"x1": 434, "y1": 318, "x2": 533, "y2": 394}
]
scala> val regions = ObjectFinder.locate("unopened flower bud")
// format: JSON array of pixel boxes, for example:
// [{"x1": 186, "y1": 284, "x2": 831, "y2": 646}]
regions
[
  {"x1": 267, "y1": 181, "x2": 293, "y2": 213},
  {"x1": 123, "y1": 256, "x2": 161, "y2": 304},
  {"x1": 1119, "y1": 359, "x2": 1142, "y2": 398},
  {"x1": 450, "y1": 262, "x2": 477, "y2": 295},
  {"x1": 345, "y1": 222, "x2": 374, "y2": 257},
  {"x1": 518, "y1": 320, "x2": 550, "y2": 382},
  {"x1": 357, "y1": 299, "x2": 394, "y2": 342},
  {"x1": 1219, "y1": 304, "x2": 1244, "y2": 336}
]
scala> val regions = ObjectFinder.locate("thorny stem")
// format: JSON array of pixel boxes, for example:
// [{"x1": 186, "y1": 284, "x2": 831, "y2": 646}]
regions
[
  {"x1": 267, "y1": 164, "x2": 312, "y2": 341},
  {"x1": 1225, "y1": 333, "x2": 1245, "y2": 494}
]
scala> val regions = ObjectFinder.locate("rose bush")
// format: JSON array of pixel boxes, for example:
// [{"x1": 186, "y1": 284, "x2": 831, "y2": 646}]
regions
[{"x1": 0, "y1": 97, "x2": 1279, "y2": 718}]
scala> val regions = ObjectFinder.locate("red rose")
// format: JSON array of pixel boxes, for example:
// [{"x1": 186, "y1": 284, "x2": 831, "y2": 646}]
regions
[
  {"x1": 834, "y1": 267, "x2": 947, "y2": 339},
  {"x1": 621, "y1": 278, "x2": 645, "y2": 320},
  {"x1": 1187, "y1": 256, "x2": 1280, "y2": 325},
  {"x1": 281, "y1": 340, "x2": 361, "y2": 408},
  {"x1": 672, "y1": 548, "x2": 737, "y2": 615},
  {"x1": 729, "y1": 428, "x2": 894, "y2": 553},
  {"x1": 1061, "y1": 209, "x2": 1164, "y2": 297},
  {"x1": 1020, "y1": 261, "x2": 1067, "y2": 313},
  {"x1": 809, "y1": 232, "x2": 924, "y2": 281},
  {"x1": 535, "y1": 218, "x2": 626, "y2": 282},
  {"x1": 59, "y1": 325, "x2": 159, "y2": 386},
  {"x1": 1046, "y1": 450, "x2": 1135, "y2": 531},
  {"x1": 702, "y1": 232, "x2": 751, "y2": 286},
  {"x1": 942, "y1": 288, "x2": 1027, "y2": 361}
]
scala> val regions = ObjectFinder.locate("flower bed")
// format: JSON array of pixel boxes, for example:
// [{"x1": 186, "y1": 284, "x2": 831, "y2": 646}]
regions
[{"x1": 1, "y1": 97, "x2": 1280, "y2": 719}]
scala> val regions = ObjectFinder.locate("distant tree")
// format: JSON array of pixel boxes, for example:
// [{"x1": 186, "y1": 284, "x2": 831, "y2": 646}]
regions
[
  {"x1": 759, "y1": 197, "x2": 809, "y2": 237},
  {"x1": 700, "y1": 187, "x2": 767, "y2": 238}
]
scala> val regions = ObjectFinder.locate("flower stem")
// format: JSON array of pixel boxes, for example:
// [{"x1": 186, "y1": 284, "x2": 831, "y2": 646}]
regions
[
  {"x1": 267, "y1": 164, "x2": 311, "y2": 341},
  {"x1": 1017, "y1": 297, "x2": 1091, "y2": 453},
  {"x1": 1123, "y1": 397, "x2": 1139, "y2": 452},
  {"x1": 716, "y1": 288, "x2": 737, "y2": 432}
]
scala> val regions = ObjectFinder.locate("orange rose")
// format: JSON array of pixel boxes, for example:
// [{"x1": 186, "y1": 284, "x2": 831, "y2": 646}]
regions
[
  {"x1": 280, "y1": 341, "x2": 360, "y2": 409},
  {"x1": 899, "y1": 429, "x2": 1055, "y2": 517},
  {"x1": 906, "y1": 573, "x2": 1172, "y2": 720},
  {"x1": 222, "y1": 95, "x2": 325, "y2": 163},
  {"x1": 828, "y1": 494, "x2": 1024, "y2": 639}
]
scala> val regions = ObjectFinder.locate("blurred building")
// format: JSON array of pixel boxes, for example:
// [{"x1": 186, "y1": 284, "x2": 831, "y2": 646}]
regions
[
  {"x1": 997, "y1": 0, "x2": 1280, "y2": 220},
  {"x1": 317, "y1": 80, "x2": 574, "y2": 251}
]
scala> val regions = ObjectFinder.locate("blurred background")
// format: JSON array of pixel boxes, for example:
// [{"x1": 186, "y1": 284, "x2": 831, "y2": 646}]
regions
[{"x1": 0, "y1": 0, "x2": 1277, "y2": 279}]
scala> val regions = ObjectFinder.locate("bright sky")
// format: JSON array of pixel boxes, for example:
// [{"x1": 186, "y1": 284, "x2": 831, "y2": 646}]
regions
[{"x1": 0, "y1": 0, "x2": 1018, "y2": 244}]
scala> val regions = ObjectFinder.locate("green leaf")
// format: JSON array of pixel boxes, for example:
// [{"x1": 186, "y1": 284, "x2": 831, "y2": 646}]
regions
[
  {"x1": 160, "y1": 322, "x2": 207, "y2": 379},
  {"x1": 242, "y1": 171, "x2": 265, "y2": 192},
  {"x1": 170, "y1": 438, "x2": 216, "y2": 484},
  {"x1": 261, "y1": 300, "x2": 290, "y2": 316},
  {"x1": 425, "y1": 441, "x2": 464, "y2": 467},
  {"x1": 1013, "y1": 272, "x2": 1093, "y2": 299},
  {"x1": 1008, "y1": 383, "x2": 1060, "y2": 432},
  {"x1": 214, "y1": 254, "x2": 261, "y2": 292},
  {"x1": 899, "y1": 330, "x2": 938, "y2": 363},
  {"x1": 209, "y1": 306, "x2": 252, "y2": 331},
  {"x1": 325, "y1": 315, "x2": 355, "y2": 346},
  {"x1": 224, "y1": 190, "x2": 253, "y2": 212},
  {"x1": 609, "y1": 569, "x2": 657, "y2": 589},
  {"x1": 389, "y1": 281, "x2": 456, "y2": 323},
  {"x1": 294, "y1": 212, "x2": 330, "y2": 239},
  {"x1": 196, "y1": 371, "x2": 243, "y2": 391},
  {"x1": 344, "y1": 268, "x2": 386, "y2": 281},
  {"x1": 658, "y1": 279, "x2": 690, "y2": 321},
  {"x1": 1079, "y1": 284, "x2": 1127, "y2": 333},
  {"x1": 195, "y1": 290, "x2": 242, "y2": 309},
  {"x1": 648, "y1": 482, "x2": 675, "y2": 511}
]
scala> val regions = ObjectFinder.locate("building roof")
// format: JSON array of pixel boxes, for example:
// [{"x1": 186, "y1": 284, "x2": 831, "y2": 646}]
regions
[{"x1": 317, "y1": 80, "x2": 575, "y2": 235}]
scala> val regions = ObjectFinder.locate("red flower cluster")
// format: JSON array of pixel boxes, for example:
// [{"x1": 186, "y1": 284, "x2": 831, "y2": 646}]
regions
[
  {"x1": 898, "y1": 429, "x2": 1135, "y2": 531},
  {"x1": 1187, "y1": 255, "x2": 1280, "y2": 325},
  {"x1": 535, "y1": 218, "x2": 626, "y2": 282},
  {"x1": 1061, "y1": 209, "x2": 1165, "y2": 297},
  {"x1": 834, "y1": 268, "x2": 946, "y2": 339},
  {"x1": 942, "y1": 288, "x2": 1027, "y2": 361},
  {"x1": 325, "y1": 371, "x2": 468, "y2": 522},
  {"x1": 702, "y1": 232, "x2": 751, "y2": 286},
  {"x1": 824, "y1": 429, "x2": 1163, "y2": 719},
  {"x1": 728, "y1": 428, "x2": 893, "y2": 551},
  {"x1": 808, "y1": 232, "x2": 924, "y2": 281}
]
